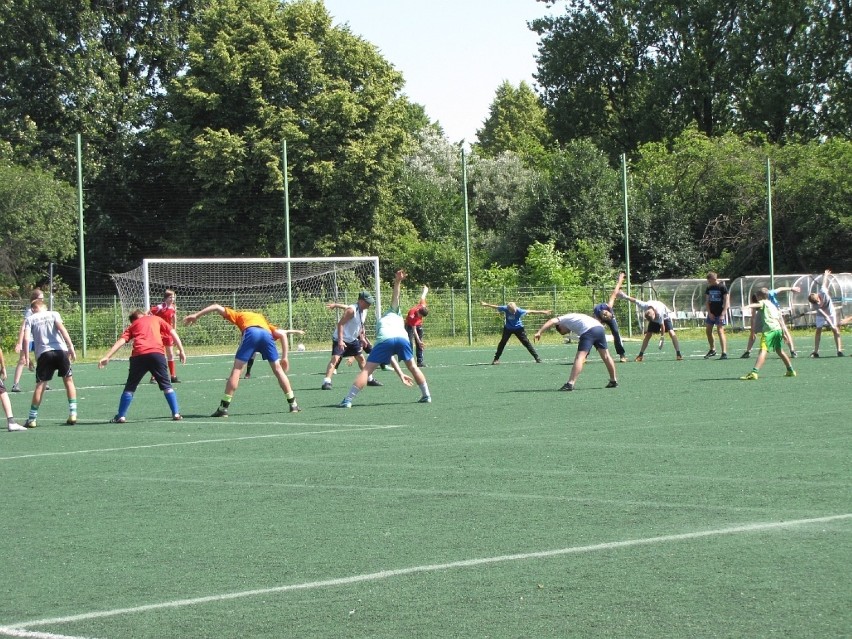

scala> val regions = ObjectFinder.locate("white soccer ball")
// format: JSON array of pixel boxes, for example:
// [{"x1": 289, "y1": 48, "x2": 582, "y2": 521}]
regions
[{"x1": 297, "y1": 343, "x2": 306, "y2": 352}]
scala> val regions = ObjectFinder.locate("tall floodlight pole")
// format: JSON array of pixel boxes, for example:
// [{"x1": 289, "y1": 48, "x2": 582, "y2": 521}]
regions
[
  {"x1": 766, "y1": 157, "x2": 775, "y2": 289},
  {"x1": 283, "y1": 140, "x2": 293, "y2": 331},
  {"x1": 461, "y1": 146, "x2": 473, "y2": 345},
  {"x1": 621, "y1": 153, "x2": 633, "y2": 337},
  {"x1": 76, "y1": 134, "x2": 87, "y2": 357}
]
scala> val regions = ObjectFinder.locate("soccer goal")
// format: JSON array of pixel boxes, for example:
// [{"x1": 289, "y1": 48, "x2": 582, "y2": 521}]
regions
[{"x1": 111, "y1": 257, "x2": 380, "y2": 349}]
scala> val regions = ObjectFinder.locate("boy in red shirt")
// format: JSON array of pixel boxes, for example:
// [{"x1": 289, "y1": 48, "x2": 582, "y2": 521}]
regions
[
  {"x1": 405, "y1": 289, "x2": 429, "y2": 367},
  {"x1": 150, "y1": 289, "x2": 180, "y2": 382},
  {"x1": 99, "y1": 310, "x2": 187, "y2": 423}
]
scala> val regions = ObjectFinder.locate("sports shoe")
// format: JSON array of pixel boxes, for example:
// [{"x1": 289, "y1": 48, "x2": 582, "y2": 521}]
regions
[
  {"x1": 740, "y1": 351, "x2": 751, "y2": 359},
  {"x1": 785, "y1": 370, "x2": 797, "y2": 377},
  {"x1": 719, "y1": 354, "x2": 728, "y2": 360},
  {"x1": 23, "y1": 419, "x2": 37, "y2": 429},
  {"x1": 10, "y1": 383, "x2": 22, "y2": 393},
  {"x1": 740, "y1": 372, "x2": 759, "y2": 380},
  {"x1": 66, "y1": 415, "x2": 77, "y2": 425},
  {"x1": 703, "y1": 350, "x2": 717, "y2": 359},
  {"x1": 211, "y1": 407, "x2": 229, "y2": 417},
  {"x1": 618, "y1": 356, "x2": 627, "y2": 363},
  {"x1": 7, "y1": 421, "x2": 26, "y2": 432},
  {"x1": 172, "y1": 414, "x2": 183, "y2": 421},
  {"x1": 559, "y1": 382, "x2": 574, "y2": 391},
  {"x1": 492, "y1": 359, "x2": 499, "y2": 365},
  {"x1": 535, "y1": 358, "x2": 543, "y2": 363},
  {"x1": 149, "y1": 377, "x2": 156, "y2": 384},
  {"x1": 838, "y1": 351, "x2": 845, "y2": 357},
  {"x1": 339, "y1": 399, "x2": 352, "y2": 409},
  {"x1": 606, "y1": 380, "x2": 618, "y2": 388},
  {"x1": 289, "y1": 403, "x2": 302, "y2": 413},
  {"x1": 110, "y1": 416, "x2": 126, "y2": 424},
  {"x1": 244, "y1": 373, "x2": 251, "y2": 379},
  {"x1": 321, "y1": 381, "x2": 333, "y2": 390},
  {"x1": 418, "y1": 395, "x2": 432, "y2": 403},
  {"x1": 676, "y1": 354, "x2": 683, "y2": 361},
  {"x1": 170, "y1": 377, "x2": 181, "y2": 383},
  {"x1": 634, "y1": 355, "x2": 644, "y2": 362},
  {"x1": 790, "y1": 351, "x2": 798, "y2": 358},
  {"x1": 809, "y1": 352, "x2": 819, "y2": 358},
  {"x1": 366, "y1": 378, "x2": 384, "y2": 387}
]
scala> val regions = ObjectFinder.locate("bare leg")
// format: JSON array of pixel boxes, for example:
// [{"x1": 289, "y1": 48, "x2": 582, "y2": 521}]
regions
[{"x1": 568, "y1": 350, "x2": 589, "y2": 385}]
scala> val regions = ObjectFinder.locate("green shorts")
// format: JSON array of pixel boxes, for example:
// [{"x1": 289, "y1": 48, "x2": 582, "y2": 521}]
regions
[{"x1": 759, "y1": 329, "x2": 783, "y2": 351}]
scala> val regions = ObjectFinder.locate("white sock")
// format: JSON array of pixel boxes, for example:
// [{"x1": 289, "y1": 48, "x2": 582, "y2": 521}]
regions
[{"x1": 418, "y1": 382, "x2": 430, "y2": 398}]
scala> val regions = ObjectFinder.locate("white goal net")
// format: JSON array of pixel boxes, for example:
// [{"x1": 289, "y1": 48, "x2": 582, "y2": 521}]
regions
[{"x1": 111, "y1": 257, "x2": 380, "y2": 348}]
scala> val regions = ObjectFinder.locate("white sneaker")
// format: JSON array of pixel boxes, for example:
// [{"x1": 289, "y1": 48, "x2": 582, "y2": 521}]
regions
[{"x1": 7, "y1": 421, "x2": 26, "y2": 432}]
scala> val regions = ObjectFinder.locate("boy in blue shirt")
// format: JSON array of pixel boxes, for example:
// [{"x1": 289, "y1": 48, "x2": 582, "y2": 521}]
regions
[{"x1": 481, "y1": 301, "x2": 551, "y2": 364}]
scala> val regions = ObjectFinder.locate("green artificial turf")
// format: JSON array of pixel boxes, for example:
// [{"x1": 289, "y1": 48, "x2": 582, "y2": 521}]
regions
[{"x1": 1, "y1": 338, "x2": 849, "y2": 638}]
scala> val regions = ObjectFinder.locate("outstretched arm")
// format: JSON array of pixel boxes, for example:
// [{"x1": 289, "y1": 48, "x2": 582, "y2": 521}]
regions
[
  {"x1": 326, "y1": 302, "x2": 348, "y2": 311},
  {"x1": 480, "y1": 301, "x2": 500, "y2": 310},
  {"x1": 616, "y1": 290, "x2": 640, "y2": 305},
  {"x1": 607, "y1": 272, "x2": 626, "y2": 309},
  {"x1": 821, "y1": 269, "x2": 832, "y2": 289},
  {"x1": 533, "y1": 317, "x2": 560, "y2": 341},
  {"x1": 183, "y1": 304, "x2": 226, "y2": 325},
  {"x1": 526, "y1": 308, "x2": 553, "y2": 316},
  {"x1": 773, "y1": 286, "x2": 801, "y2": 294},
  {"x1": 98, "y1": 337, "x2": 129, "y2": 368}
]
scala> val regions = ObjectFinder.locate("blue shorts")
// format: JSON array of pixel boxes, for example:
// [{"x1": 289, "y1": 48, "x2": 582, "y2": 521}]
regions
[
  {"x1": 235, "y1": 326, "x2": 279, "y2": 363},
  {"x1": 576, "y1": 326, "x2": 608, "y2": 353},
  {"x1": 705, "y1": 315, "x2": 727, "y2": 327},
  {"x1": 367, "y1": 337, "x2": 413, "y2": 365}
]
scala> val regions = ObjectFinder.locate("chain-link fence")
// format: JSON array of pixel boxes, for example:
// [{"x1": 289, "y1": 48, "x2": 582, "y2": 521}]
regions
[{"x1": 1, "y1": 286, "x2": 651, "y2": 355}]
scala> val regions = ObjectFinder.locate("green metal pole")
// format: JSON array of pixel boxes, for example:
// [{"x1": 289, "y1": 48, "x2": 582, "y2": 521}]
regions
[
  {"x1": 76, "y1": 134, "x2": 87, "y2": 357},
  {"x1": 462, "y1": 147, "x2": 473, "y2": 345},
  {"x1": 283, "y1": 140, "x2": 294, "y2": 333},
  {"x1": 621, "y1": 153, "x2": 632, "y2": 337},
  {"x1": 767, "y1": 157, "x2": 775, "y2": 289}
]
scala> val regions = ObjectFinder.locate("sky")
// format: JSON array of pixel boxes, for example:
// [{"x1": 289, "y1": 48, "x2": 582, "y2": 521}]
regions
[{"x1": 321, "y1": 0, "x2": 550, "y2": 145}]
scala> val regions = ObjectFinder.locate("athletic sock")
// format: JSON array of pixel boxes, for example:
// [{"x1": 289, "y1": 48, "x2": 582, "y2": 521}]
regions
[
  {"x1": 418, "y1": 382, "x2": 431, "y2": 398},
  {"x1": 220, "y1": 394, "x2": 232, "y2": 408},
  {"x1": 118, "y1": 391, "x2": 133, "y2": 417},
  {"x1": 29, "y1": 405, "x2": 38, "y2": 421},
  {"x1": 168, "y1": 360, "x2": 176, "y2": 378},
  {"x1": 752, "y1": 367, "x2": 759, "y2": 374},
  {"x1": 165, "y1": 389, "x2": 180, "y2": 415},
  {"x1": 345, "y1": 385, "x2": 361, "y2": 402},
  {"x1": 68, "y1": 398, "x2": 78, "y2": 417}
]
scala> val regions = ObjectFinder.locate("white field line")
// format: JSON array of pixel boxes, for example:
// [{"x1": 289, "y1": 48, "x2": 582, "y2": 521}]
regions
[
  {"x1": 0, "y1": 628, "x2": 95, "y2": 639},
  {"x1": 5, "y1": 513, "x2": 850, "y2": 633},
  {"x1": 0, "y1": 424, "x2": 407, "y2": 461}
]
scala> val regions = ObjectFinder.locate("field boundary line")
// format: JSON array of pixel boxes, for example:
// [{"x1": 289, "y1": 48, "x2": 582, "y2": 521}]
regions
[
  {"x1": 5, "y1": 513, "x2": 849, "y2": 633},
  {"x1": 0, "y1": 424, "x2": 408, "y2": 462}
]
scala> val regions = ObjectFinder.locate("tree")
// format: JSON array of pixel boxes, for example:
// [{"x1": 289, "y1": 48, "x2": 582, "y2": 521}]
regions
[
  {"x1": 474, "y1": 81, "x2": 551, "y2": 164},
  {"x1": 0, "y1": 162, "x2": 77, "y2": 290},
  {"x1": 532, "y1": 0, "x2": 852, "y2": 155},
  {"x1": 152, "y1": 0, "x2": 411, "y2": 259}
]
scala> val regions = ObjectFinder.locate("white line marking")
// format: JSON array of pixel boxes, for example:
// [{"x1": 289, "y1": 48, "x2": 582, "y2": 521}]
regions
[
  {"x1": 0, "y1": 628, "x2": 95, "y2": 639},
  {"x1": 7, "y1": 514, "x2": 849, "y2": 632},
  {"x1": 0, "y1": 424, "x2": 407, "y2": 461}
]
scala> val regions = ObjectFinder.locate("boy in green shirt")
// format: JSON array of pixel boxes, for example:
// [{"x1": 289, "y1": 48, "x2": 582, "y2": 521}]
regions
[{"x1": 740, "y1": 288, "x2": 796, "y2": 380}]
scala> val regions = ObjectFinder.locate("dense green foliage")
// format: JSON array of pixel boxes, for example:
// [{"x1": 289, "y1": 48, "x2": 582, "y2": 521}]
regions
[{"x1": 0, "y1": 0, "x2": 849, "y2": 297}]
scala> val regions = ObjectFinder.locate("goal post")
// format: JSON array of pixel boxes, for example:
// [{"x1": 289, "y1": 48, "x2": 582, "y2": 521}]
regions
[{"x1": 111, "y1": 257, "x2": 381, "y2": 349}]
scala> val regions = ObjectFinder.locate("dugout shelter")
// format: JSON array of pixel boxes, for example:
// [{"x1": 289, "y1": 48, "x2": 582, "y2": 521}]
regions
[
  {"x1": 728, "y1": 273, "x2": 852, "y2": 329},
  {"x1": 640, "y1": 278, "x2": 730, "y2": 328}
]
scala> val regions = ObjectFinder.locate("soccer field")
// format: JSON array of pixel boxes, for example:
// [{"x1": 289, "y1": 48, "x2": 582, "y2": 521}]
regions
[{"x1": 1, "y1": 339, "x2": 850, "y2": 638}]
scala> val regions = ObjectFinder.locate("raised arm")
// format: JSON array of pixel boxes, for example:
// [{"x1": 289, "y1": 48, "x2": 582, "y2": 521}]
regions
[
  {"x1": 607, "y1": 272, "x2": 626, "y2": 308},
  {"x1": 821, "y1": 269, "x2": 832, "y2": 289},
  {"x1": 391, "y1": 270, "x2": 406, "y2": 309},
  {"x1": 616, "y1": 290, "x2": 640, "y2": 305},
  {"x1": 183, "y1": 304, "x2": 226, "y2": 325}
]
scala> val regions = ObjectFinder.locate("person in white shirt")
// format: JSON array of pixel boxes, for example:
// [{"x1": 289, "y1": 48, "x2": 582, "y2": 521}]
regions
[
  {"x1": 617, "y1": 291, "x2": 684, "y2": 361},
  {"x1": 534, "y1": 312, "x2": 618, "y2": 392},
  {"x1": 806, "y1": 269, "x2": 844, "y2": 357}
]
